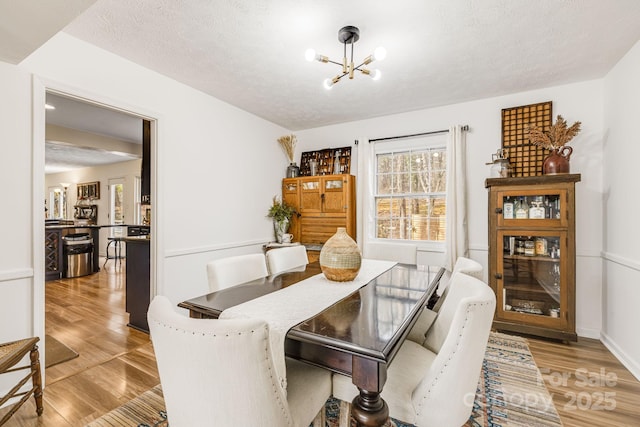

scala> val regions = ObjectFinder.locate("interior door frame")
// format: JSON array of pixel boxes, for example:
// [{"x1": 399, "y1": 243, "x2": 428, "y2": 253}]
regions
[{"x1": 32, "y1": 77, "x2": 162, "y2": 344}]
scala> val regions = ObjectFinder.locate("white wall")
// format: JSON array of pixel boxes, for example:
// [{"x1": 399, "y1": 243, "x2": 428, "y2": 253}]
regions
[
  {"x1": 45, "y1": 159, "x2": 141, "y2": 256},
  {"x1": 0, "y1": 61, "x2": 42, "y2": 399},
  {"x1": 602, "y1": 39, "x2": 640, "y2": 379},
  {"x1": 296, "y1": 80, "x2": 605, "y2": 339},
  {"x1": 18, "y1": 32, "x2": 291, "y2": 308}
]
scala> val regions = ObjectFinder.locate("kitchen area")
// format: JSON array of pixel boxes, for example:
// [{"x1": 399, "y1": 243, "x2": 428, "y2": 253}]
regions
[{"x1": 45, "y1": 92, "x2": 153, "y2": 332}]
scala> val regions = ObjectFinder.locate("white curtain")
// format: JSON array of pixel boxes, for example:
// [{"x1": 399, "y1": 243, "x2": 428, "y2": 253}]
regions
[
  {"x1": 356, "y1": 137, "x2": 374, "y2": 251},
  {"x1": 443, "y1": 125, "x2": 468, "y2": 271}
]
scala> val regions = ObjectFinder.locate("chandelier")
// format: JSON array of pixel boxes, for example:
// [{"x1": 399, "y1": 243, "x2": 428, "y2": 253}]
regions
[{"x1": 305, "y1": 26, "x2": 386, "y2": 90}]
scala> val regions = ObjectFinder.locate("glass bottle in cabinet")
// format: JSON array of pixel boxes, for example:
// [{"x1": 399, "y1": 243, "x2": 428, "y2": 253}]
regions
[{"x1": 486, "y1": 174, "x2": 580, "y2": 341}]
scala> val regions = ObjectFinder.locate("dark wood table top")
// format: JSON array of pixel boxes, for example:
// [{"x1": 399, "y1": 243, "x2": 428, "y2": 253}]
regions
[{"x1": 179, "y1": 261, "x2": 445, "y2": 368}]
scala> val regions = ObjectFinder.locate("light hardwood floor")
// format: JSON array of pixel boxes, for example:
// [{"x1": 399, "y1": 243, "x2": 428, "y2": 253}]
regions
[
  {"x1": 1, "y1": 260, "x2": 158, "y2": 426},
  {"x1": 2, "y1": 263, "x2": 639, "y2": 426}
]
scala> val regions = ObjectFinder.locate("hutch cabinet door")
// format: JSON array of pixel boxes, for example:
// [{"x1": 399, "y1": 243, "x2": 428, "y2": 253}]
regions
[
  {"x1": 282, "y1": 178, "x2": 301, "y2": 241},
  {"x1": 322, "y1": 177, "x2": 347, "y2": 213},
  {"x1": 496, "y1": 229, "x2": 569, "y2": 331},
  {"x1": 299, "y1": 177, "x2": 322, "y2": 213}
]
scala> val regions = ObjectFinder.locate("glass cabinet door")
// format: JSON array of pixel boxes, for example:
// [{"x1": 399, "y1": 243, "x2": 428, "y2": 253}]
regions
[
  {"x1": 497, "y1": 230, "x2": 567, "y2": 327},
  {"x1": 497, "y1": 188, "x2": 567, "y2": 227}
]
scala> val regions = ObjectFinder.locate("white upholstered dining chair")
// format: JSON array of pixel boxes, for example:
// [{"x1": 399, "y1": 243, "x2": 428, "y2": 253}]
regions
[
  {"x1": 148, "y1": 296, "x2": 331, "y2": 427},
  {"x1": 266, "y1": 245, "x2": 309, "y2": 275},
  {"x1": 206, "y1": 253, "x2": 269, "y2": 292},
  {"x1": 332, "y1": 272, "x2": 495, "y2": 427},
  {"x1": 432, "y1": 256, "x2": 484, "y2": 312},
  {"x1": 407, "y1": 256, "x2": 485, "y2": 344}
]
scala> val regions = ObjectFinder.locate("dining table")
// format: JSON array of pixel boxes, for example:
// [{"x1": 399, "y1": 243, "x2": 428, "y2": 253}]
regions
[{"x1": 178, "y1": 260, "x2": 445, "y2": 427}]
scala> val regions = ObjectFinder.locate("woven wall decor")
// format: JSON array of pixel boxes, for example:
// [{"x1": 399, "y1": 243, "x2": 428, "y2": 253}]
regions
[{"x1": 501, "y1": 101, "x2": 552, "y2": 177}]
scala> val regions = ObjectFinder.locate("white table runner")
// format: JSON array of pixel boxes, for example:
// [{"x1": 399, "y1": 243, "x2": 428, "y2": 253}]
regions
[{"x1": 219, "y1": 259, "x2": 396, "y2": 392}]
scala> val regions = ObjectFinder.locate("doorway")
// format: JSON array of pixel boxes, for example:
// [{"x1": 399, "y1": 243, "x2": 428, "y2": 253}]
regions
[{"x1": 42, "y1": 88, "x2": 157, "y2": 336}]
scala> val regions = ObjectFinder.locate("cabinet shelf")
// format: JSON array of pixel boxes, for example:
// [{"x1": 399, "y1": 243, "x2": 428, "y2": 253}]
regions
[
  {"x1": 504, "y1": 282, "x2": 558, "y2": 295},
  {"x1": 486, "y1": 174, "x2": 580, "y2": 341},
  {"x1": 503, "y1": 254, "x2": 559, "y2": 262}
]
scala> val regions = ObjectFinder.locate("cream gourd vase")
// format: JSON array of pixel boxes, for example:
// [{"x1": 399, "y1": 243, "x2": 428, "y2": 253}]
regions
[{"x1": 319, "y1": 227, "x2": 361, "y2": 282}]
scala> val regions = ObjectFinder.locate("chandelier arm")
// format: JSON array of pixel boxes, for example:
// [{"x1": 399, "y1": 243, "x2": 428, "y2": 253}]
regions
[
  {"x1": 353, "y1": 61, "x2": 368, "y2": 71},
  {"x1": 335, "y1": 71, "x2": 349, "y2": 81},
  {"x1": 325, "y1": 59, "x2": 343, "y2": 67}
]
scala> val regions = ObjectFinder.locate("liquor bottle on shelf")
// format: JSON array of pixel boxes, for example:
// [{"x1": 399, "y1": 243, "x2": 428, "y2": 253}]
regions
[
  {"x1": 544, "y1": 197, "x2": 552, "y2": 219},
  {"x1": 503, "y1": 197, "x2": 514, "y2": 219},
  {"x1": 524, "y1": 237, "x2": 535, "y2": 256},
  {"x1": 529, "y1": 196, "x2": 545, "y2": 219},
  {"x1": 535, "y1": 237, "x2": 548, "y2": 255},
  {"x1": 515, "y1": 197, "x2": 528, "y2": 219}
]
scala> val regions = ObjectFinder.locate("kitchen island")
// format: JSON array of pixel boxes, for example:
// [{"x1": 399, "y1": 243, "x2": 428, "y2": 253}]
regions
[
  {"x1": 123, "y1": 236, "x2": 150, "y2": 333},
  {"x1": 44, "y1": 224, "x2": 101, "y2": 280}
]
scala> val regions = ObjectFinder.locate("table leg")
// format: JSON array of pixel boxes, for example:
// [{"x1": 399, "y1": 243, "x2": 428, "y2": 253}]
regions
[{"x1": 350, "y1": 356, "x2": 389, "y2": 427}]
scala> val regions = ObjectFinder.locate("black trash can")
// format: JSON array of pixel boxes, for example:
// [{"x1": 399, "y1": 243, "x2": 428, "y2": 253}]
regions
[{"x1": 63, "y1": 233, "x2": 94, "y2": 278}]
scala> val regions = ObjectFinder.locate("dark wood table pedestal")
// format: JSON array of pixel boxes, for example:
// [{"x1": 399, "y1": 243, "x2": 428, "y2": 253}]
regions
[
  {"x1": 351, "y1": 357, "x2": 389, "y2": 426},
  {"x1": 352, "y1": 391, "x2": 389, "y2": 427}
]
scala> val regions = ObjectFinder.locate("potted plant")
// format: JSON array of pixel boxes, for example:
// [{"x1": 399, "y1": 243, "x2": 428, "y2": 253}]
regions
[
  {"x1": 526, "y1": 115, "x2": 581, "y2": 174},
  {"x1": 267, "y1": 196, "x2": 296, "y2": 243}
]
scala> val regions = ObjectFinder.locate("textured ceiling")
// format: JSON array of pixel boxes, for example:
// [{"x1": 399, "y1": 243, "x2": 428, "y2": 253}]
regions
[
  {"x1": 0, "y1": 0, "x2": 96, "y2": 63},
  {"x1": 61, "y1": 0, "x2": 640, "y2": 131},
  {"x1": 45, "y1": 92, "x2": 142, "y2": 174}
]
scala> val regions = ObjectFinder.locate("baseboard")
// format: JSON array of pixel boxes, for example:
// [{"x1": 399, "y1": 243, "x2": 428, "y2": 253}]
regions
[
  {"x1": 600, "y1": 331, "x2": 640, "y2": 381},
  {"x1": 576, "y1": 327, "x2": 600, "y2": 340}
]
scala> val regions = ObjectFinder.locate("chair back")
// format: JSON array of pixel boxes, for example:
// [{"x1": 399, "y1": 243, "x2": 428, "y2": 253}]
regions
[
  {"x1": 433, "y1": 256, "x2": 484, "y2": 312},
  {"x1": 266, "y1": 245, "x2": 309, "y2": 275},
  {"x1": 452, "y1": 256, "x2": 483, "y2": 280},
  {"x1": 414, "y1": 273, "x2": 495, "y2": 427},
  {"x1": 147, "y1": 296, "x2": 294, "y2": 427},
  {"x1": 206, "y1": 253, "x2": 268, "y2": 292}
]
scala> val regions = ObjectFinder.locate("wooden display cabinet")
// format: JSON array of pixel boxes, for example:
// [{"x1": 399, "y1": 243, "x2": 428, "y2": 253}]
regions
[
  {"x1": 282, "y1": 174, "x2": 356, "y2": 245},
  {"x1": 486, "y1": 174, "x2": 580, "y2": 341}
]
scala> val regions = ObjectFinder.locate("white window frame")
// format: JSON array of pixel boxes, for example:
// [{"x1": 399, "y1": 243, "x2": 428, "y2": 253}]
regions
[
  {"x1": 361, "y1": 134, "x2": 448, "y2": 258},
  {"x1": 134, "y1": 175, "x2": 142, "y2": 225},
  {"x1": 108, "y1": 177, "x2": 126, "y2": 236}
]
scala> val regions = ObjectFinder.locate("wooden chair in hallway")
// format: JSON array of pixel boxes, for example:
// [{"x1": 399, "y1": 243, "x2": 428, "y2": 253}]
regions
[{"x1": 0, "y1": 337, "x2": 43, "y2": 425}]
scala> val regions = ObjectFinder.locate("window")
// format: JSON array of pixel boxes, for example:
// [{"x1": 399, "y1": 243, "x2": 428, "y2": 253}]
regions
[
  {"x1": 134, "y1": 176, "x2": 142, "y2": 225},
  {"x1": 108, "y1": 178, "x2": 126, "y2": 236},
  {"x1": 47, "y1": 187, "x2": 64, "y2": 219},
  {"x1": 373, "y1": 137, "x2": 447, "y2": 242}
]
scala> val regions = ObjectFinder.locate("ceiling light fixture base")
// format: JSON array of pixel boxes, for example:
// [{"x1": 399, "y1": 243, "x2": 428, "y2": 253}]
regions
[{"x1": 338, "y1": 26, "x2": 360, "y2": 44}]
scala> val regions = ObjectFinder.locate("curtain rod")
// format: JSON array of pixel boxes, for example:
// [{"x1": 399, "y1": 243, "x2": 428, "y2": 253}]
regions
[{"x1": 367, "y1": 125, "x2": 469, "y2": 143}]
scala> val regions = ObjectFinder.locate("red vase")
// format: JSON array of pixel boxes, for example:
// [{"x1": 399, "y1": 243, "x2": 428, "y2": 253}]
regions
[{"x1": 543, "y1": 146, "x2": 572, "y2": 174}]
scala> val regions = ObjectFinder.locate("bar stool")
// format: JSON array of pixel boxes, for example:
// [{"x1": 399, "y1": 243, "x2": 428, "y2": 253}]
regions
[
  {"x1": 103, "y1": 236, "x2": 125, "y2": 269},
  {"x1": 0, "y1": 337, "x2": 43, "y2": 425}
]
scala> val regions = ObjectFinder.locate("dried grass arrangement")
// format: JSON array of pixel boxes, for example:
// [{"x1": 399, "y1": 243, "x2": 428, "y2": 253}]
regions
[
  {"x1": 526, "y1": 115, "x2": 581, "y2": 151},
  {"x1": 277, "y1": 134, "x2": 297, "y2": 163}
]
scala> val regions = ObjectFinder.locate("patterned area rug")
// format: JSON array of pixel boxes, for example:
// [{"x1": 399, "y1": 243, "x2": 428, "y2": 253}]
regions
[{"x1": 85, "y1": 332, "x2": 561, "y2": 427}]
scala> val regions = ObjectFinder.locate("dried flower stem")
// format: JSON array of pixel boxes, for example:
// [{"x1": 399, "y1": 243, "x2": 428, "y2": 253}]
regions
[
  {"x1": 277, "y1": 134, "x2": 297, "y2": 163},
  {"x1": 526, "y1": 115, "x2": 581, "y2": 151}
]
